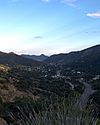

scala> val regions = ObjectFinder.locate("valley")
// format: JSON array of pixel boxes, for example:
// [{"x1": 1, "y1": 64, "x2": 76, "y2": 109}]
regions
[{"x1": 0, "y1": 45, "x2": 100, "y2": 125}]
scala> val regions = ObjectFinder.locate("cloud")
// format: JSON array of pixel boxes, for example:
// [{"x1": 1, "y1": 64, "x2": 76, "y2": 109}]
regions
[
  {"x1": 33, "y1": 36, "x2": 43, "y2": 39},
  {"x1": 61, "y1": 0, "x2": 77, "y2": 7},
  {"x1": 87, "y1": 12, "x2": 100, "y2": 18},
  {"x1": 85, "y1": 30, "x2": 100, "y2": 34},
  {"x1": 41, "y1": 0, "x2": 50, "y2": 2}
]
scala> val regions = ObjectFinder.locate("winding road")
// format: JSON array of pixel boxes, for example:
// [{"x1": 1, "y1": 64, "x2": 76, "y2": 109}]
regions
[{"x1": 79, "y1": 81, "x2": 95, "y2": 109}]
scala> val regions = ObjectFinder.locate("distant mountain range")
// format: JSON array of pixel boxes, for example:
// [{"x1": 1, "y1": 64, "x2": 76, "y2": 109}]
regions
[
  {"x1": 45, "y1": 45, "x2": 100, "y2": 64},
  {"x1": 0, "y1": 44, "x2": 100, "y2": 74},
  {"x1": 21, "y1": 54, "x2": 48, "y2": 62},
  {"x1": 44, "y1": 45, "x2": 100, "y2": 74},
  {"x1": 0, "y1": 51, "x2": 42, "y2": 66}
]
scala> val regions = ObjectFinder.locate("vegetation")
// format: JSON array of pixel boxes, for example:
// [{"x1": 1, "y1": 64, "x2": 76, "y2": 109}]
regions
[
  {"x1": 2, "y1": 94, "x2": 98, "y2": 125},
  {"x1": 0, "y1": 45, "x2": 100, "y2": 124},
  {"x1": 91, "y1": 79, "x2": 100, "y2": 90}
]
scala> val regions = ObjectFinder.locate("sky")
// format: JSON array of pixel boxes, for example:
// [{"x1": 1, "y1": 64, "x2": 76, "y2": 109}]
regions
[{"x1": 0, "y1": 0, "x2": 100, "y2": 55}]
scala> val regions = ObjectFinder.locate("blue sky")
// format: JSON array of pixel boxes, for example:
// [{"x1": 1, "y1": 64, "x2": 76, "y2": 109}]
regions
[{"x1": 0, "y1": 0, "x2": 100, "y2": 55}]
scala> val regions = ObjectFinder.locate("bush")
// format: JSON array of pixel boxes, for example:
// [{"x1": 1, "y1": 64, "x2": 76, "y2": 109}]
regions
[
  {"x1": 0, "y1": 77, "x2": 7, "y2": 84},
  {"x1": 6, "y1": 95, "x2": 98, "y2": 125}
]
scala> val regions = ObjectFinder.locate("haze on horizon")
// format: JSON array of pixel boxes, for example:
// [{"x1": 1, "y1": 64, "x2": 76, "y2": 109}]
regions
[{"x1": 0, "y1": 0, "x2": 100, "y2": 55}]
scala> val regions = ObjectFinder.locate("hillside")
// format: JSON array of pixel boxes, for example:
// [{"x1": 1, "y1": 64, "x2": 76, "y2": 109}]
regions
[
  {"x1": 44, "y1": 45, "x2": 100, "y2": 74},
  {"x1": 22, "y1": 54, "x2": 48, "y2": 62},
  {"x1": 0, "y1": 45, "x2": 100, "y2": 124},
  {"x1": 0, "y1": 51, "x2": 42, "y2": 66}
]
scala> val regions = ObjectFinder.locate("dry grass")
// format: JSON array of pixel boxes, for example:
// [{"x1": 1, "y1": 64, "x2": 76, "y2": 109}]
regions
[
  {"x1": 0, "y1": 83, "x2": 39, "y2": 102},
  {"x1": 8, "y1": 95, "x2": 98, "y2": 125}
]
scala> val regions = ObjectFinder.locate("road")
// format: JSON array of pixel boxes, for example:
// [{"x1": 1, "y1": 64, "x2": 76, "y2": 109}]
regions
[{"x1": 78, "y1": 81, "x2": 95, "y2": 109}]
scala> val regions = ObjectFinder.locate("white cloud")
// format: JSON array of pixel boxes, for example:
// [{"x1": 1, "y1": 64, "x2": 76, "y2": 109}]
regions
[
  {"x1": 41, "y1": 0, "x2": 50, "y2": 2},
  {"x1": 87, "y1": 12, "x2": 100, "y2": 18},
  {"x1": 62, "y1": 0, "x2": 77, "y2": 7}
]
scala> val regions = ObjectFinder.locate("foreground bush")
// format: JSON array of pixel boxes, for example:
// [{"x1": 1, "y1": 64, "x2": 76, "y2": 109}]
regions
[{"x1": 6, "y1": 94, "x2": 99, "y2": 125}]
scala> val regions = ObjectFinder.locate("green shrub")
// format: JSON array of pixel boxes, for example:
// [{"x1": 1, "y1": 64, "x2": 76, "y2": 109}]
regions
[
  {"x1": 0, "y1": 77, "x2": 7, "y2": 84},
  {"x1": 7, "y1": 95, "x2": 98, "y2": 125}
]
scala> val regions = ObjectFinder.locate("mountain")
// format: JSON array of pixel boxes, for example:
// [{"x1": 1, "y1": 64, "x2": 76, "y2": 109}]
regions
[
  {"x1": 21, "y1": 54, "x2": 48, "y2": 62},
  {"x1": 45, "y1": 45, "x2": 100, "y2": 64},
  {"x1": 44, "y1": 45, "x2": 100, "y2": 74},
  {"x1": 0, "y1": 51, "x2": 42, "y2": 66}
]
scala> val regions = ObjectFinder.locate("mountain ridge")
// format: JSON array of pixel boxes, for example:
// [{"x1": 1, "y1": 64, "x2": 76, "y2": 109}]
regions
[
  {"x1": 0, "y1": 44, "x2": 100, "y2": 68},
  {"x1": 21, "y1": 54, "x2": 48, "y2": 62},
  {"x1": 44, "y1": 44, "x2": 100, "y2": 63},
  {"x1": 44, "y1": 44, "x2": 100, "y2": 74},
  {"x1": 0, "y1": 51, "x2": 42, "y2": 66}
]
